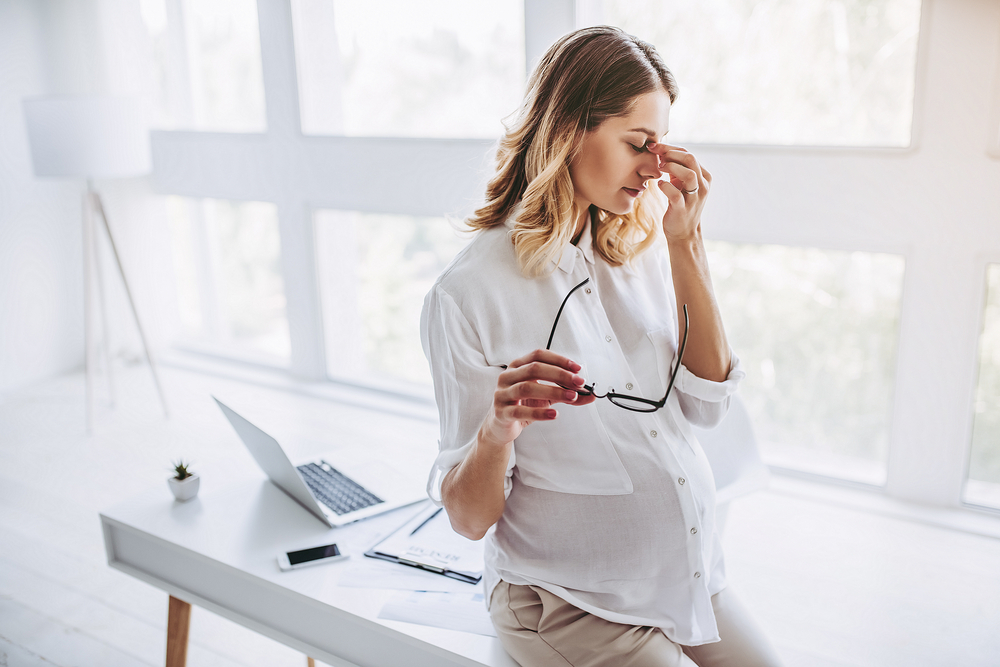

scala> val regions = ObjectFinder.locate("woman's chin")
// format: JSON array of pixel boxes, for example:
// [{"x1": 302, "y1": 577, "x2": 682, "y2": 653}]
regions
[{"x1": 606, "y1": 199, "x2": 636, "y2": 216}]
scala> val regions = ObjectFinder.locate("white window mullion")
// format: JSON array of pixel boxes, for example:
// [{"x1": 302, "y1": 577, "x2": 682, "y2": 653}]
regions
[
  {"x1": 255, "y1": 0, "x2": 327, "y2": 379},
  {"x1": 256, "y1": 0, "x2": 301, "y2": 137},
  {"x1": 163, "y1": 0, "x2": 196, "y2": 127}
]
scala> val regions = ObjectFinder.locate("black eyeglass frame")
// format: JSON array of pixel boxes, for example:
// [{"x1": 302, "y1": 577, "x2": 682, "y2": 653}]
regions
[{"x1": 546, "y1": 277, "x2": 690, "y2": 413}]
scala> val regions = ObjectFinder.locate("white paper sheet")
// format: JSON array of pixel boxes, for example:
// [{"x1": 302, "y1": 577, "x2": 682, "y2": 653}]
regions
[
  {"x1": 369, "y1": 506, "x2": 484, "y2": 581},
  {"x1": 330, "y1": 502, "x2": 430, "y2": 553},
  {"x1": 378, "y1": 590, "x2": 497, "y2": 637},
  {"x1": 338, "y1": 558, "x2": 478, "y2": 593}
]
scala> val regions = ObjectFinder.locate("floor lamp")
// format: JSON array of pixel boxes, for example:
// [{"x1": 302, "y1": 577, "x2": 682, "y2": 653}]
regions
[{"x1": 23, "y1": 95, "x2": 169, "y2": 432}]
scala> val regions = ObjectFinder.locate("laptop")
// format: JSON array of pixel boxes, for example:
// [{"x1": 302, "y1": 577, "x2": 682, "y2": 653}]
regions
[{"x1": 213, "y1": 397, "x2": 427, "y2": 527}]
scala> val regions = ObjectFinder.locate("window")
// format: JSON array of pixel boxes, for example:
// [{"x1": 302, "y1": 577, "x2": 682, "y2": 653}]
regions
[
  {"x1": 136, "y1": 0, "x2": 1000, "y2": 516},
  {"x1": 168, "y1": 197, "x2": 290, "y2": 362},
  {"x1": 290, "y1": 0, "x2": 525, "y2": 137},
  {"x1": 140, "y1": 0, "x2": 267, "y2": 132},
  {"x1": 965, "y1": 264, "x2": 1000, "y2": 509},
  {"x1": 314, "y1": 211, "x2": 470, "y2": 388},
  {"x1": 707, "y1": 241, "x2": 905, "y2": 485},
  {"x1": 578, "y1": 0, "x2": 922, "y2": 147}
]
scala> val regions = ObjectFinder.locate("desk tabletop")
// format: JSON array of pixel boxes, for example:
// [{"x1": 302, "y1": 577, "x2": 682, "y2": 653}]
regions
[{"x1": 100, "y1": 474, "x2": 517, "y2": 667}]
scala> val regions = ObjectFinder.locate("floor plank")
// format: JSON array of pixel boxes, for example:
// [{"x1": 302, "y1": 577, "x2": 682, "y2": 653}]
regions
[{"x1": 0, "y1": 636, "x2": 61, "y2": 667}]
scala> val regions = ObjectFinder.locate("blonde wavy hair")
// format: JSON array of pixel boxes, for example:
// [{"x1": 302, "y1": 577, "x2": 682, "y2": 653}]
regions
[{"x1": 467, "y1": 26, "x2": 678, "y2": 277}]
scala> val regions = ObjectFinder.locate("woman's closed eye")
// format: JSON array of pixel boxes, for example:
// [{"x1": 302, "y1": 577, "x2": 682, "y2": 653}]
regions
[{"x1": 629, "y1": 142, "x2": 648, "y2": 153}]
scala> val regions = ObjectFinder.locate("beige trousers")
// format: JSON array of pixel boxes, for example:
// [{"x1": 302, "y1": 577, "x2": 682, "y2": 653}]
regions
[{"x1": 489, "y1": 581, "x2": 784, "y2": 667}]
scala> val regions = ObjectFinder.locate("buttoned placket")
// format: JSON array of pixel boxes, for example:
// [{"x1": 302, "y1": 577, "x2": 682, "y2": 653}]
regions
[
  {"x1": 573, "y1": 243, "x2": 709, "y2": 593},
  {"x1": 643, "y1": 414, "x2": 706, "y2": 587},
  {"x1": 573, "y1": 261, "x2": 646, "y2": 408}
]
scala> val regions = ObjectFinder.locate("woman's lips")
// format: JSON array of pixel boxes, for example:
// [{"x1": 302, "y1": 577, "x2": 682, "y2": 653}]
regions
[{"x1": 623, "y1": 186, "x2": 644, "y2": 197}]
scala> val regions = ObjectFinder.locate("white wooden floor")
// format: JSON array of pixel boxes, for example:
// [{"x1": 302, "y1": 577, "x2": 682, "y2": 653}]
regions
[{"x1": 1, "y1": 362, "x2": 999, "y2": 667}]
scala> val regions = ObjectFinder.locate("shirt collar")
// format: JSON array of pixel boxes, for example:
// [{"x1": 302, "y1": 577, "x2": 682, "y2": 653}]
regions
[
  {"x1": 554, "y1": 210, "x2": 596, "y2": 273},
  {"x1": 577, "y1": 215, "x2": 596, "y2": 265}
]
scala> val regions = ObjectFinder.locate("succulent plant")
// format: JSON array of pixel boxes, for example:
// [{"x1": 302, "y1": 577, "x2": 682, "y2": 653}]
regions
[{"x1": 172, "y1": 460, "x2": 194, "y2": 481}]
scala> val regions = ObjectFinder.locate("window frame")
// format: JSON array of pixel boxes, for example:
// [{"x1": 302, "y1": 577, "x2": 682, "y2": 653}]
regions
[{"x1": 149, "y1": 0, "x2": 1000, "y2": 515}]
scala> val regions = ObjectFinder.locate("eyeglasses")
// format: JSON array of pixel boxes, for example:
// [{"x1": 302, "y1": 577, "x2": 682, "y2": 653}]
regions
[{"x1": 547, "y1": 277, "x2": 689, "y2": 413}]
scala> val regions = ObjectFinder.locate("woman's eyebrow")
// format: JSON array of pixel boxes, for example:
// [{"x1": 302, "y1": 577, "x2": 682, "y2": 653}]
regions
[{"x1": 627, "y1": 127, "x2": 658, "y2": 139}]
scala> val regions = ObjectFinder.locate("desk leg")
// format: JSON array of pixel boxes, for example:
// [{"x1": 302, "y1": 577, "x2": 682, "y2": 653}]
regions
[
  {"x1": 307, "y1": 658, "x2": 315, "y2": 667},
  {"x1": 166, "y1": 596, "x2": 191, "y2": 667}
]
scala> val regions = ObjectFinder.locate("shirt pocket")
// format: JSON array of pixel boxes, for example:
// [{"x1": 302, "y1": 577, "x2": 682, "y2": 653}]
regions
[
  {"x1": 647, "y1": 326, "x2": 699, "y2": 455},
  {"x1": 646, "y1": 326, "x2": 678, "y2": 384},
  {"x1": 513, "y1": 403, "x2": 633, "y2": 495}
]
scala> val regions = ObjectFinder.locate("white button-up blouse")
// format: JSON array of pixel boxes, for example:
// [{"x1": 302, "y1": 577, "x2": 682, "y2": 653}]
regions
[{"x1": 420, "y1": 211, "x2": 745, "y2": 646}]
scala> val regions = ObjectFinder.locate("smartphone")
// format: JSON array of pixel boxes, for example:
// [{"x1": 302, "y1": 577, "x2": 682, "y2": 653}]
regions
[{"x1": 277, "y1": 543, "x2": 349, "y2": 571}]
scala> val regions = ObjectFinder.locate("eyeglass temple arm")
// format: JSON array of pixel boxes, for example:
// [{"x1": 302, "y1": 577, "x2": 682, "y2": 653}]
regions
[
  {"x1": 545, "y1": 277, "x2": 591, "y2": 350},
  {"x1": 657, "y1": 303, "x2": 690, "y2": 407}
]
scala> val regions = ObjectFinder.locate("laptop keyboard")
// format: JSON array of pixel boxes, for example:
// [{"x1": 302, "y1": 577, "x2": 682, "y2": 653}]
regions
[{"x1": 297, "y1": 461, "x2": 384, "y2": 516}]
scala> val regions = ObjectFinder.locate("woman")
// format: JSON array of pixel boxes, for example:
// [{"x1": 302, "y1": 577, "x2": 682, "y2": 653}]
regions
[{"x1": 420, "y1": 26, "x2": 783, "y2": 667}]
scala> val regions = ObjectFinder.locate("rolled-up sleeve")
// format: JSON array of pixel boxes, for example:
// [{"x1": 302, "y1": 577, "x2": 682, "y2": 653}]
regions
[
  {"x1": 420, "y1": 284, "x2": 515, "y2": 505},
  {"x1": 673, "y1": 349, "x2": 745, "y2": 429}
]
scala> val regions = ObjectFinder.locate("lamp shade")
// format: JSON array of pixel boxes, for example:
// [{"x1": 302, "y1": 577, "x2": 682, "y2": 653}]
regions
[{"x1": 22, "y1": 95, "x2": 152, "y2": 179}]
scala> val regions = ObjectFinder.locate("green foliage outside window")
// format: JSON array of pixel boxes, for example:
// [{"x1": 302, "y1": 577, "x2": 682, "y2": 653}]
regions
[{"x1": 706, "y1": 241, "x2": 905, "y2": 484}]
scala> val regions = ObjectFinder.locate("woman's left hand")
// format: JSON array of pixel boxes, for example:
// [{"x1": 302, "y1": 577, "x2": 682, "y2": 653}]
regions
[{"x1": 647, "y1": 143, "x2": 712, "y2": 242}]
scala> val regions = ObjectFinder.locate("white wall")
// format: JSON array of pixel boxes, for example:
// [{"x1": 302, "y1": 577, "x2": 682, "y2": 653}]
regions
[
  {"x1": 0, "y1": 0, "x2": 182, "y2": 394},
  {"x1": 0, "y1": 1, "x2": 85, "y2": 393}
]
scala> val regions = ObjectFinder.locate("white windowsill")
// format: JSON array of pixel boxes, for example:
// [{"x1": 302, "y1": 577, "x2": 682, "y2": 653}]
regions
[
  {"x1": 767, "y1": 474, "x2": 1000, "y2": 541},
  {"x1": 159, "y1": 348, "x2": 1000, "y2": 541},
  {"x1": 158, "y1": 348, "x2": 438, "y2": 424}
]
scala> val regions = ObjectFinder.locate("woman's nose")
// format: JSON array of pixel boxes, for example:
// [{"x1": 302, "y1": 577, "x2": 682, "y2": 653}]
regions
[{"x1": 638, "y1": 151, "x2": 661, "y2": 179}]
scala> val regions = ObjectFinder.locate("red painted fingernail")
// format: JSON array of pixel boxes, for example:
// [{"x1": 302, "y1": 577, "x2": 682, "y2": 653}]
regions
[{"x1": 546, "y1": 409, "x2": 558, "y2": 419}]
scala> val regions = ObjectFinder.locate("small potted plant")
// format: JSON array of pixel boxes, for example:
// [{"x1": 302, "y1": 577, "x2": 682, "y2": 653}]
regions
[{"x1": 168, "y1": 460, "x2": 200, "y2": 502}]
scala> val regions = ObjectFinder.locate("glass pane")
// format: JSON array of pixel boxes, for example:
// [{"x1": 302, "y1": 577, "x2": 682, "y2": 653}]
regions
[
  {"x1": 706, "y1": 241, "x2": 905, "y2": 484},
  {"x1": 291, "y1": 0, "x2": 524, "y2": 137},
  {"x1": 166, "y1": 197, "x2": 203, "y2": 334},
  {"x1": 167, "y1": 196, "x2": 290, "y2": 361},
  {"x1": 315, "y1": 211, "x2": 470, "y2": 387},
  {"x1": 965, "y1": 264, "x2": 1000, "y2": 509},
  {"x1": 141, "y1": 0, "x2": 267, "y2": 132},
  {"x1": 580, "y1": 0, "x2": 921, "y2": 147}
]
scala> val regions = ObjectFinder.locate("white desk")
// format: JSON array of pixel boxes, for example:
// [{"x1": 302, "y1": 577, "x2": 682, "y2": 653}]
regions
[{"x1": 100, "y1": 478, "x2": 518, "y2": 667}]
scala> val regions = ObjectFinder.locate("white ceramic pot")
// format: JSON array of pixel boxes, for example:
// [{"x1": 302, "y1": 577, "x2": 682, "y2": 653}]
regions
[{"x1": 168, "y1": 474, "x2": 200, "y2": 501}]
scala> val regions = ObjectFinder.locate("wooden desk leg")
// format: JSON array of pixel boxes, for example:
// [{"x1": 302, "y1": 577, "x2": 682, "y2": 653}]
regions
[
  {"x1": 307, "y1": 658, "x2": 316, "y2": 667},
  {"x1": 166, "y1": 596, "x2": 192, "y2": 667}
]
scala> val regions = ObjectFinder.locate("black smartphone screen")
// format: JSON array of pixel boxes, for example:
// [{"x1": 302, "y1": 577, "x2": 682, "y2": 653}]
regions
[{"x1": 287, "y1": 543, "x2": 340, "y2": 565}]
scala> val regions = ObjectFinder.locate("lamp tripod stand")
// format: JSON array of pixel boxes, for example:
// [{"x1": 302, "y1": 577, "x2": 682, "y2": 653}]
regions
[{"x1": 82, "y1": 179, "x2": 169, "y2": 432}]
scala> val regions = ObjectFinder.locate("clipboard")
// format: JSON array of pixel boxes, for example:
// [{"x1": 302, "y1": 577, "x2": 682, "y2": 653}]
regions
[{"x1": 364, "y1": 505, "x2": 484, "y2": 584}]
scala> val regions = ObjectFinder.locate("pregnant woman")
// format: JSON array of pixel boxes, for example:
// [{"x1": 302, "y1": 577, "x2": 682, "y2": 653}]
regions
[{"x1": 421, "y1": 26, "x2": 783, "y2": 667}]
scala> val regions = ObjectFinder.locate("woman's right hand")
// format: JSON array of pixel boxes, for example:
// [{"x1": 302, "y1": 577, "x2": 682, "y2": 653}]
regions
[{"x1": 479, "y1": 349, "x2": 596, "y2": 448}]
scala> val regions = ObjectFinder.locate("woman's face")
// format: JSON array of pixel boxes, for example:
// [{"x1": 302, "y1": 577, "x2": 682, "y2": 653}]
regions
[{"x1": 569, "y1": 89, "x2": 671, "y2": 217}]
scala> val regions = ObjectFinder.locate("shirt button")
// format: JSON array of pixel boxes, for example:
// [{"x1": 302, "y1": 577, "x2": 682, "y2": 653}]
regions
[
  {"x1": 626, "y1": 382, "x2": 633, "y2": 390},
  {"x1": 605, "y1": 335, "x2": 612, "y2": 342},
  {"x1": 678, "y1": 477, "x2": 686, "y2": 485},
  {"x1": 585, "y1": 288, "x2": 592, "y2": 294},
  {"x1": 650, "y1": 430, "x2": 657, "y2": 438},
  {"x1": 694, "y1": 572, "x2": 701, "y2": 579},
  {"x1": 690, "y1": 527, "x2": 698, "y2": 535}
]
